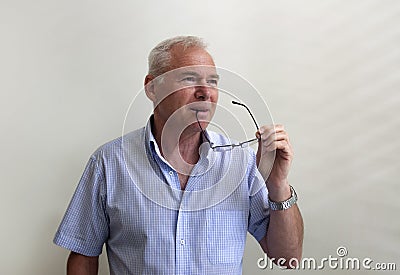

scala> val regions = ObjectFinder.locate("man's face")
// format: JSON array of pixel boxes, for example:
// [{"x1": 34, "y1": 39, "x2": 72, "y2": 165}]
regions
[{"x1": 149, "y1": 46, "x2": 219, "y2": 134}]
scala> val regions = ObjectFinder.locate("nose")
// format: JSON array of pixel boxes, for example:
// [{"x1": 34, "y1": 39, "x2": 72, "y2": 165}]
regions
[{"x1": 194, "y1": 85, "x2": 211, "y2": 101}]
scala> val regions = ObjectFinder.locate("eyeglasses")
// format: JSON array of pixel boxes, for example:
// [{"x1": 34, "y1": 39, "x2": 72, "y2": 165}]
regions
[{"x1": 196, "y1": 101, "x2": 260, "y2": 152}]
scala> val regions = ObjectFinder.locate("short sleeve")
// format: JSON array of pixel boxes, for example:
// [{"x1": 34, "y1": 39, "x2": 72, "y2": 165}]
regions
[
  {"x1": 246, "y1": 151, "x2": 270, "y2": 242},
  {"x1": 53, "y1": 155, "x2": 109, "y2": 256}
]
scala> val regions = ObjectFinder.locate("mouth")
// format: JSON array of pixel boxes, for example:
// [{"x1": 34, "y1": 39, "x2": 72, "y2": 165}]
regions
[
  {"x1": 192, "y1": 109, "x2": 210, "y2": 124},
  {"x1": 189, "y1": 101, "x2": 212, "y2": 112},
  {"x1": 193, "y1": 110, "x2": 210, "y2": 123},
  {"x1": 189, "y1": 102, "x2": 213, "y2": 123},
  {"x1": 192, "y1": 108, "x2": 209, "y2": 113},
  {"x1": 190, "y1": 107, "x2": 210, "y2": 114}
]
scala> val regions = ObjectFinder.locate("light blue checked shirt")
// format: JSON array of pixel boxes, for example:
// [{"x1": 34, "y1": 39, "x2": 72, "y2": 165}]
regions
[{"x1": 54, "y1": 117, "x2": 270, "y2": 275}]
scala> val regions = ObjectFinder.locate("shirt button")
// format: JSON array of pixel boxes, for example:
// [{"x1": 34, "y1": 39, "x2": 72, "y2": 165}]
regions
[
  {"x1": 169, "y1": 171, "x2": 174, "y2": 176},
  {"x1": 180, "y1": 239, "x2": 185, "y2": 245}
]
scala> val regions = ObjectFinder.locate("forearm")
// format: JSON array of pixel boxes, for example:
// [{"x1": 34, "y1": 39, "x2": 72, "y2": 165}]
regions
[
  {"x1": 259, "y1": 183, "x2": 304, "y2": 267},
  {"x1": 265, "y1": 204, "x2": 303, "y2": 262},
  {"x1": 67, "y1": 252, "x2": 99, "y2": 275}
]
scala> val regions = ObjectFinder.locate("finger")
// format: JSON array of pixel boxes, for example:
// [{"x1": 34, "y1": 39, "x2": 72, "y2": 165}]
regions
[
  {"x1": 265, "y1": 140, "x2": 292, "y2": 154},
  {"x1": 258, "y1": 124, "x2": 284, "y2": 134},
  {"x1": 256, "y1": 129, "x2": 286, "y2": 143},
  {"x1": 259, "y1": 130, "x2": 287, "y2": 141},
  {"x1": 260, "y1": 132, "x2": 289, "y2": 148}
]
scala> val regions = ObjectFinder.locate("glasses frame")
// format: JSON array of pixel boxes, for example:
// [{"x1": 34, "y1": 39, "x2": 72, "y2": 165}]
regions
[{"x1": 196, "y1": 101, "x2": 260, "y2": 151}]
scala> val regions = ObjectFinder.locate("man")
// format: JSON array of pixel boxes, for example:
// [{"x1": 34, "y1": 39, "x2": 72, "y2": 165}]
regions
[{"x1": 54, "y1": 36, "x2": 303, "y2": 274}]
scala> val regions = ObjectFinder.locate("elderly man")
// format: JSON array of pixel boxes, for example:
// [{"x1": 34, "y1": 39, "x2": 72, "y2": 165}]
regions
[{"x1": 54, "y1": 36, "x2": 303, "y2": 274}]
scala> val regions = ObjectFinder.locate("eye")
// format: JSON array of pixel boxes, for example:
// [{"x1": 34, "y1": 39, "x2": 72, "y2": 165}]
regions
[
  {"x1": 207, "y1": 79, "x2": 218, "y2": 87},
  {"x1": 182, "y1": 76, "x2": 197, "y2": 82}
]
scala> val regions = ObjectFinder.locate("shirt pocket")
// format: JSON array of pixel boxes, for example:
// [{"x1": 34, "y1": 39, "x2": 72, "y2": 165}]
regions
[{"x1": 206, "y1": 210, "x2": 247, "y2": 264}]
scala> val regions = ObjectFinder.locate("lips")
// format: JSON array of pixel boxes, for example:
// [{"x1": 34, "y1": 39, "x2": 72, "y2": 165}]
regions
[
  {"x1": 189, "y1": 102, "x2": 212, "y2": 113},
  {"x1": 191, "y1": 108, "x2": 209, "y2": 113},
  {"x1": 191, "y1": 108, "x2": 210, "y2": 121}
]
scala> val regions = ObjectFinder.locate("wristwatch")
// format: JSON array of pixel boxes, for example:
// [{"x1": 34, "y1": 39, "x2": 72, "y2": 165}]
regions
[{"x1": 268, "y1": 185, "x2": 298, "y2": 211}]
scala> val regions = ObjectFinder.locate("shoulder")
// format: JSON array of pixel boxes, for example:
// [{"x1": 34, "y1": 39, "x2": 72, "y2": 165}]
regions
[{"x1": 90, "y1": 127, "x2": 145, "y2": 163}]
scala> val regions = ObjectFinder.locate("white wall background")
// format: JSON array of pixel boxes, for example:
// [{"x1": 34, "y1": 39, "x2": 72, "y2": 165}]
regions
[{"x1": 1, "y1": 0, "x2": 399, "y2": 274}]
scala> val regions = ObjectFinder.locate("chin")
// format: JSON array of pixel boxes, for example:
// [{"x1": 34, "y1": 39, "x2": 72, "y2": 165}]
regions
[{"x1": 188, "y1": 121, "x2": 208, "y2": 133}]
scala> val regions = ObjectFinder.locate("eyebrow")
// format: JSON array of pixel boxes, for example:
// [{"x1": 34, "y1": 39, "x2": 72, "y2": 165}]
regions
[{"x1": 179, "y1": 71, "x2": 220, "y2": 79}]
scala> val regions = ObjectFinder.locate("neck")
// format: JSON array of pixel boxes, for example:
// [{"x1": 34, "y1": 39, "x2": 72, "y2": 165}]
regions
[{"x1": 151, "y1": 115, "x2": 202, "y2": 168}]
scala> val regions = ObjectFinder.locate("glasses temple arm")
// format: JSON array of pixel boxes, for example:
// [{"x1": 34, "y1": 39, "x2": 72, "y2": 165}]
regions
[
  {"x1": 231, "y1": 101, "x2": 260, "y2": 130},
  {"x1": 195, "y1": 111, "x2": 212, "y2": 144}
]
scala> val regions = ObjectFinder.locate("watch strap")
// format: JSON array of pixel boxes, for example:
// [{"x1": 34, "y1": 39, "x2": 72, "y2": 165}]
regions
[{"x1": 268, "y1": 185, "x2": 298, "y2": 211}]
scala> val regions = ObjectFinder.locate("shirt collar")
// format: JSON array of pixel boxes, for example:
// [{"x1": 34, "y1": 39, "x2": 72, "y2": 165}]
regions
[
  {"x1": 145, "y1": 115, "x2": 212, "y2": 167},
  {"x1": 145, "y1": 115, "x2": 163, "y2": 158}
]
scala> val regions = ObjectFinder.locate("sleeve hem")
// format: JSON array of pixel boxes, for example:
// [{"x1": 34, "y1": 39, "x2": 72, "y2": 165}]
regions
[
  {"x1": 53, "y1": 232, "x2": 103, "y2": 257},
  {"x1": 252, "y1": 222, "x2": 268, "y2": 242}
]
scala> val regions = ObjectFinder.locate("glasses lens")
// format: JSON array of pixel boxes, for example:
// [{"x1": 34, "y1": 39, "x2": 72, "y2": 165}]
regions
[
  {"x1": 240, "y1": 138, "x2": 258, "y2": 148},
  {"x1": 240, "y1": 142, "x2": 250, "y2": 148},
  {"x1": 213, "y1": 145, "x2": 234, "y2": 152}
]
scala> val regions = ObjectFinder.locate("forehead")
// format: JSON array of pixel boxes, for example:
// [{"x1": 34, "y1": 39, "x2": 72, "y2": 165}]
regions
[{"x1": 169, "y1": 45, "x2": 215, "y2": 69}]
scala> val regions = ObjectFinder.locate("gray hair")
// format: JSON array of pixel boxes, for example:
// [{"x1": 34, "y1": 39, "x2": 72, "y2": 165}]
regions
[{"x1": 148, "y1": 36, "x2": 208, "y2": 77}]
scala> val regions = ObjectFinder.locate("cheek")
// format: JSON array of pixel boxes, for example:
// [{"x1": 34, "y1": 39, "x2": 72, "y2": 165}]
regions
[
  {"x1": 174, "y1": 88, "x2": 196, "y2": 103},
  {"x1": 154, "y1": 81, "x2": 180, "y2": 103},
  {"x1": 161, "y1": 91, "x2": 191, "y2": 112},
  {"x1": 211, "y1": 88, "x2": 219, "y2": 102},
  {"x1": 214, "y1": 90, "x2": 219, "y2": 101}
]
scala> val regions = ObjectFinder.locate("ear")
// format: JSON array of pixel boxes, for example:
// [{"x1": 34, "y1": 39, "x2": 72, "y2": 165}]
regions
[{"x1": 144, "y1": 75, "x2": 156, "y2": 102}]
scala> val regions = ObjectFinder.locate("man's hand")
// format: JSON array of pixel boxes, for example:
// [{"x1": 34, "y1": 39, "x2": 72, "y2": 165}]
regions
[{"x1": 256, "y1": 124, "x2": 293, "y2": 201}]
